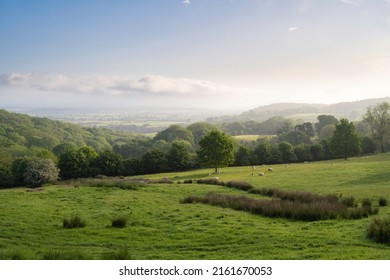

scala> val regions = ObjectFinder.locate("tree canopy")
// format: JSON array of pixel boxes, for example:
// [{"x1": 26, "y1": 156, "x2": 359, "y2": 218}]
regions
[
  {"x1": 330, "y1": 119, "x2": 361, "y2": 160},
  {"x1": 197, "y1": 130, "x2": 234, "y2": 173}
]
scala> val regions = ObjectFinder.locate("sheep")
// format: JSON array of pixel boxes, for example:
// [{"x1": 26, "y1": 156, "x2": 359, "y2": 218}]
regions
[
  {"x1": 268, "y1": 168, "x2": 273, "y2": 172},
  {"x1": 258, "y1": 172, "x2": 265, "y2": 176}
]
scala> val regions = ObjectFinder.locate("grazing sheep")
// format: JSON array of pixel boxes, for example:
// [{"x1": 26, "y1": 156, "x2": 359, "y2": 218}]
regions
[
  {"x1": 213, "y1": 177, "x2": 219, "y2": 180},
  {"x1": 268, "y1": 168, "x2": 273, "y2": 172},
  {"x1": 258, "y1": 172, "x2": 265, "y2": 176}
]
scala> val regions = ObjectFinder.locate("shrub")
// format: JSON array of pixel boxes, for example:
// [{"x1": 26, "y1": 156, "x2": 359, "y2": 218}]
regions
[
  {"x1": 378, "y1": 197, "x2": 388, "y2": 207},
  {"x1": 367, "y1": 217, "x2": 390, "y2": 243},
  {"x1": 249, "y1": 188, "x2": 338, "y2": 204},
  {"x1": 225, "y1": 180, "x2": 254, "y2": 191},
  {"x1": 362, "y1": 198, "x2": 372, "y2": 208},
  {"x1": 63, "y1": 215, "x2": 86, "y2": 229},
  {"x1": 111, "y1": 216, "x2": 127, "y2": 228},
  {"x1": 183, "y1": 179, "x2": 193, "y2": 184},
  {"x1": 183, "y1": 191, "x2": 379, "y2": 221},
  {"x1": 340, "y1": 196, "x2": 356, "y2": 207},
  {"x1": 197, "y1": 178, "x2": 225, "y2": 186}
]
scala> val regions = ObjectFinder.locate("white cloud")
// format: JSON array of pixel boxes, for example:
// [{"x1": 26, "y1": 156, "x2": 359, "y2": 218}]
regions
[
  {"x1": 340, "y1": 0, "x2": 360, "y2": 5},
  {"x1": 182, "y1": 0, "x2": 191, "y2": 4},
  {"x1": 288, "y1": 27, "x2": 299, "y2": 31},
  {"x1": 0, "y1": 73, "x2": 236, "y2": 97}
]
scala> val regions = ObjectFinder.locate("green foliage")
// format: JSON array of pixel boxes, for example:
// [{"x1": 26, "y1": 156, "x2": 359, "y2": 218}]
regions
[
  {"x1": 378, "y1": 197, "x2": 388, "y2": 207},
  {"x1": 0, "y1": 109, "x2": 138, "y2": 153},
  {"x1": 330, "y1": 119, "x2": 361, "y2": 160},
  {"x1": 141, "y1": 149, "x2": 168, "y2": 174},
  {"x1": 294, "y1": 144, "x2": 312, "y2": 162},
  {"x1": 278, "y1": 141, "x2": 296, "y2": 162},
  {"x1": 253, "y1": 142, "x2": 272, "y2": 165},
  {"x1": 187, "y1": 122, "x2": 218, "y2": 147},
  {"x1": 166, "y1": 141, "x2": 194, "y2": 171},
  {"x1": 0, "y1": 163, "x2": 13, "y2": 188},
  {"x1": 367, "y1": 217, "x2": 390, "y2": 243},
  {"x1": 197, "y1": 130, "x2": 234, "y2": 173},
  {"x1": 361, "y1": 136, "x2": 378, "y2": 154},
  {"x1": 364, "y1": 102, "x2": 390, "y2": 153},
  {"x1": 154, "y1": 124, "x2": 194, "y2": 145},
  {"x1": 58, "y1": 146, "x2": 98, "y2": 179},
  {"x1": 316, "y1": 115, "x2": 339, "y2": 134},
  {"x1": 63, "y1": 215, "x2": 86, "y2": 229},
  {"x1": 92, "y1": 150, "x2": 122, "y2": 177},
  {"x1": 234, "y1": 146, "x2": 251, "y2": 166},
  {"x1": 111, "y1": 216, "x2": 128, "y2": 228}
]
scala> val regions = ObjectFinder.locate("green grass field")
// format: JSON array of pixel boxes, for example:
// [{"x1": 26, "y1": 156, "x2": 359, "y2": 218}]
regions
[
  {"x1": 1, "y1": 153, "x2": 390, "y2": 259},
  {"x1": 232, "y1": 135, "x2": 274, "y2": 142}
]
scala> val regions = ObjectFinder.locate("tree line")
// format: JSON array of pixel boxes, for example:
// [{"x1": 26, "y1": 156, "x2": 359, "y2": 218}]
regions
[{"x1": 0, "y1": 102, "x2": 389, "y2": 188}]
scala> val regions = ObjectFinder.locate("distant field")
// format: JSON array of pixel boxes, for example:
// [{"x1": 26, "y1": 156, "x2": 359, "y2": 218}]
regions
[
  {"x1": 232, "y1": 135, "x2": 275, "y2": 142},
  {"x1": 1, "y1": 153, "x2": 390, "y2": 259}
]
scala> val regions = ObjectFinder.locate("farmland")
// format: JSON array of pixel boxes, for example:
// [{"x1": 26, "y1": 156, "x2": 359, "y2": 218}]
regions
[{"x1": 1, "y1": 153, "x2": 390, "y2": 260}]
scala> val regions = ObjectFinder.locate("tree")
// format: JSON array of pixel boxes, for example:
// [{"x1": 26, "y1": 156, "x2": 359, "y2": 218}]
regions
[
  {"x1": 278, "y1": 141, "x2": 296, "y2": 163},
  {"x1": 197, "y1": 130, "x2": 234, "y2": 173},
  {"x1": 234, "y1": 146, "x2": 251, "y2": 166},
  {"x1": 154, "y1": 125, "x2": 194, "y2": 145},
  {"x1": 187, "y1": 122, "x2": 218, "y2": 147},
  {"x1": 141, "y1": 149, "x2": 168, "y2": 174},
  {"x1": 166, "y1": 141, "x2": 194, "y2": 171},
  {"x1": 294, "y1": 145, "x2": 312, "y2": 162},
  {"x1": 364, "y1": 102, "x2": 390, "y2": 153},
  {"x1": 92, "y1": 150, "x2": 122, "y2": 177},
  {"x1": 330, "y1": 119, "x2": 361, "y2": 160},
  {"x1": 315, "y1": 115, "x2": 339, "y2": 134},
  {"x1": 58, "y1": 146, "x2": 98, "y2": 179},
  {"x1": 253, "y1": 141, "x2": 272, "y2": 164},
  {"x1": 11, "y1": 157, "x2": 59, "y2": 187}
]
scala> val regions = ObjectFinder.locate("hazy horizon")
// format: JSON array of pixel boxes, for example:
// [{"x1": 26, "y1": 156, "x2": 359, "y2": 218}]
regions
[{"x1": 1, "y1": 0, "x2": 390, "y2": 110}]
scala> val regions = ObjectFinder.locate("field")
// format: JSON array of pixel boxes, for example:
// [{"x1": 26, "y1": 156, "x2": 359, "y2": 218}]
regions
[
  {"x1": 232, "y1": 135, "x2": 275, "y2": 142},
  {"x1": 1, "y1": 153, "x2": 390, "y2": 259}
]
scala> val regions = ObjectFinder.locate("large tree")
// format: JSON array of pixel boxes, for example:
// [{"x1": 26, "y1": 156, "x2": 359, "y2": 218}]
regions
[
  {"x1": 330, "y1": 119, "x2": 361, "y2": 160},
  {"x1": 197, "y1": 130, "x2": 234, "y2": 173},
  {"x1": 364, "y1": 102, "x2": 390, "y2": 153}
]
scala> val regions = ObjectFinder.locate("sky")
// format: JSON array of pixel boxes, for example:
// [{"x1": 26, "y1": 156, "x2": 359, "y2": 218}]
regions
[{"x1": 1, "y1": 0, "x2": 390, "y2": 110}]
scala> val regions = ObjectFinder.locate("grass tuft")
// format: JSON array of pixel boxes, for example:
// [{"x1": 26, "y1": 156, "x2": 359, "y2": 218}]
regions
[
  {"x1": 367, "y1": 217, "x2": 390, "y2": 243},
  {"x1": 111, "y1": 216, "x2": 128, "y2": 228},
  {"x1": 63, "y1": 215, "x2": 86, "y2": 229}
]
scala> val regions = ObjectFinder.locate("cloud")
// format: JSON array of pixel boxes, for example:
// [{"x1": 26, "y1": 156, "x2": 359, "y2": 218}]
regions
[
  {"x1": 182, "y1": 0, "x2": 191, "y2": 4},
  {"x1": 340, "y1": 0, "x2": 360, "y2": 5},
  {"x1": 0, "y1": 73, "x2": 236, "y2": 97},
  {"x1": 288, "y1": 27, "x2": 299, "y2": 31}
]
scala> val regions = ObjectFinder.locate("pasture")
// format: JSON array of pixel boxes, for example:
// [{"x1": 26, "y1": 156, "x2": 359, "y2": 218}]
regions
[{"x1": 1, "y1": 153, "x2": 390, "y2": 259}]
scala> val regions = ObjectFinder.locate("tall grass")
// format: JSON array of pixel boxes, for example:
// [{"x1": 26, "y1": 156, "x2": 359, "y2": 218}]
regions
[
  {"x1": 182, "y1": 192, "x2": 379, "y2": 221},
  {"x1": 249, "y1": 187, "x2": 338, "y2": 203}
]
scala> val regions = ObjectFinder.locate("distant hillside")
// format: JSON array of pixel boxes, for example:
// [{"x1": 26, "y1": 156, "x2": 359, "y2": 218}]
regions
[
  {"x1": 0, "y1": 109, "x2": 142, "y2": 152},
  {"x1": 207, "y1": 97, "x2": 390, "y2": 123}
]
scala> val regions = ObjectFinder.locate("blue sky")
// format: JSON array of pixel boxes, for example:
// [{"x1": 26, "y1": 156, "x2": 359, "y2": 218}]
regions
[{"x1": 1, "y1": 0, "x2": 390, "y2": 109}]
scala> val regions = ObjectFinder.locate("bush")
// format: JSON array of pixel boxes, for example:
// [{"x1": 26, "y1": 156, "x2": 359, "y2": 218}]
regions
[
  {"x1": 378, "y1": 197, "x2": 388, "y2": 207},
  {"x1": 362, "y1": 198, "x2": 372, "y2": 208},
  {"x1": 197, "y1": 178, "x2": 225, "y2": 186},
  {"x1": 367, "y1": 217, "x2": 390, "y2": 243},
  {"x1": 341, "y1": 196, "x2": 356, "y2": 208},
  {"x1": 183, "y1": 191, "x2": 379, "y2": 221},
  {"x1": 249, "y1": 188, "x2": 338, "y2": 204},
  {"x1": 225, "y1": 180, "x2": 254, "y2": 191},
  {"x1": 111, "y1": 216, "x2": 127, "y2": 228},
  {"x1": 63, "y1": 215, "x2": 86, "y2": 229}
]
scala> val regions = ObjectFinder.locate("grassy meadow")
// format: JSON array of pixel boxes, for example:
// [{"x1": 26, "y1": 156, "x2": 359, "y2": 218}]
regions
[{"x1": 1, "y1": 153, "x2": 390, "y2": 259}]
